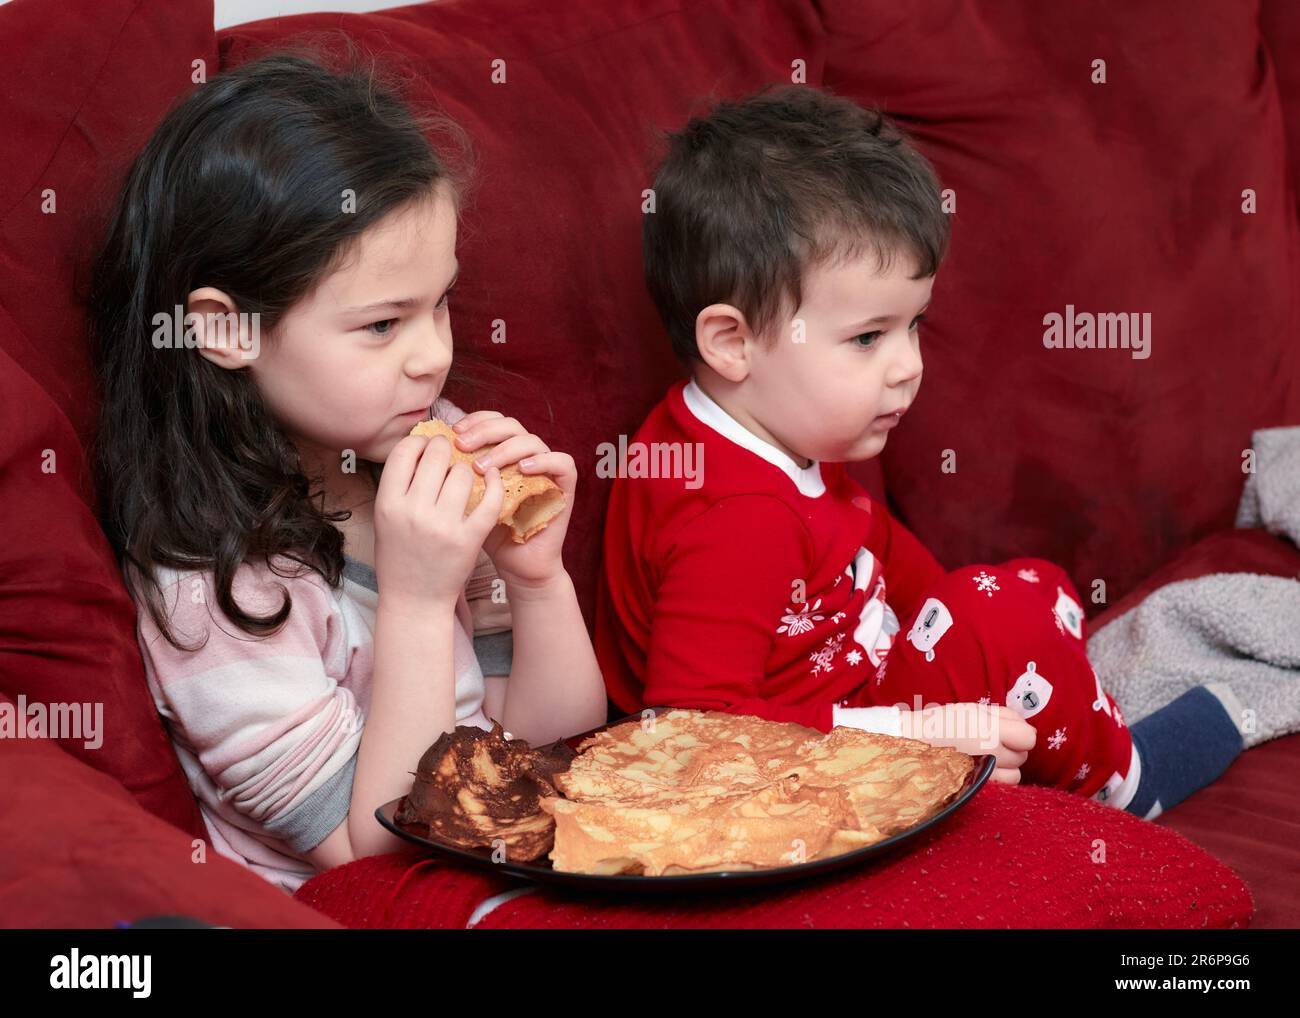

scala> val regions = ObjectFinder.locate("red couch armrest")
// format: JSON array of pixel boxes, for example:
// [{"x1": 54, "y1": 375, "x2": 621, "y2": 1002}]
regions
[{"x1": 0, "y1": 721, "x2": 340, "y2": 929}]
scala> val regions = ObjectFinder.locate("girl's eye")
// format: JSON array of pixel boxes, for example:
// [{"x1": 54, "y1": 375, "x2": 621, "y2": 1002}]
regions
[
  {"x1": 366, "y1": 318, "x2": 398, "y2": 337},
  {"x1": 851, "y1": 314, "x2": 927, "y2": 350},
  {"x1": 436, "y1": 285, "x2": 456, "y2": 312}
]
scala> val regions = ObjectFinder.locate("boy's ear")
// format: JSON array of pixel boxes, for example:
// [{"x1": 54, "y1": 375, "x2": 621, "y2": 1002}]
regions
[
  {"x1": 695, "y1": 302, "x2": 753, "y2": 383},
  {"x1": 186, "y1": 286, "x2": 251, "y2": 371}
]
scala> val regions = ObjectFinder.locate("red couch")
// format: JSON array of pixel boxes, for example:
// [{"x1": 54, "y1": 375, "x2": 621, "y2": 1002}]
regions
[{"x1": 2, "y1": 0, "x2": 1297, "y2": 928}]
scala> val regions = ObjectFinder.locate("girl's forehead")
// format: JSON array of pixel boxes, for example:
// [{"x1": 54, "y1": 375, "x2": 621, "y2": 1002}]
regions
[{"x1": 318, "y1": 195, "x2": 458, "y2": 303}]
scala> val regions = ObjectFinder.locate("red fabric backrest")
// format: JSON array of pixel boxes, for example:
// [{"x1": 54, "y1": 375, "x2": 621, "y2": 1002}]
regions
[
  {"x1": 1263, "y1": 0, "x2": 1300, "y2": 209},
  {"x1": 817, "y1": 0, "x2": 1300, "y2": 613},
  {"x1": 0, "y1": 0, "x2": 217, "y2": 837}
]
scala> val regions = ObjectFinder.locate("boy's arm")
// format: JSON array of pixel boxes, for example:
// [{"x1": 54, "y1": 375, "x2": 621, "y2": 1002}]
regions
[
  {"x1": 645, "y1": 495, "x2": 838, "y2": 733},
  {"x1": 872, "y1": 496, "x2": 947, "y2": 625}
]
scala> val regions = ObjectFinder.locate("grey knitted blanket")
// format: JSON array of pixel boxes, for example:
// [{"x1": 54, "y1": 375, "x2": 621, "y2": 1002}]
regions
[{"x1": 1087, "y1": 426, "x2": 1300, "y2": 749}]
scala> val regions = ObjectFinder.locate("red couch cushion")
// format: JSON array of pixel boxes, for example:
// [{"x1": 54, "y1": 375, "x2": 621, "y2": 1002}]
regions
[
  {"x1": 1091, "y1": 527, "x2": 1300, "y2": 631},
  {"x1": 1155, "y1": 731, "x2": 1300, "y2": 930},
  {"x1": 0, "y1": 699, "x2": 340, "y2": 929},
  {"x1": 218, "y1": 0, "x2": 825, "y2": 626},
  {"x1": 0, "y1": 0, "x2": 217, "y2": 839},
  {"x1": 820, "y1": 0, "x2": 1300, "y2": 612},
  {"x1": 1089, "y1": 526, "x2": 1300, "y2": 929},
  {"x1": 294, "y1": 780, "x2": 1252, "y2": 928},
  {"x1": 0, "y1": 319, "x2": 204, "y2": 839}
]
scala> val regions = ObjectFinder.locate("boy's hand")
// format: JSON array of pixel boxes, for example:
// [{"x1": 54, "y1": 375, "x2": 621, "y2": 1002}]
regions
[
  {"x1": 449, "y1": 411, "x2": 575, "y2": 586},
  {"x1": 902, "y1": 703, "x2": 1035, "y2": 785}
]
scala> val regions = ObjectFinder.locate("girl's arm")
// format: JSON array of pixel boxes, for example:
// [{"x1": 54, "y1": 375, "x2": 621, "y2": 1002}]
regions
[
  {"x1": 346, "y1": 594, "x2": 461, "y2": 860},
  {"x1": 444, "y1": 410, "x2": 605, "y2": 743},
  {"x1": 496, "y1": 571, "x2": 608, "y2": 746},
  {"x1": 313, "y1": 577, "x2": 602, "y2": 870}
]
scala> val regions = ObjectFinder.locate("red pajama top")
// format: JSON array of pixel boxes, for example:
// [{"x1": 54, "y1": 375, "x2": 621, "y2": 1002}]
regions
[{"x1": 594, "y1": 378, "x2": 947, "y2": 733}]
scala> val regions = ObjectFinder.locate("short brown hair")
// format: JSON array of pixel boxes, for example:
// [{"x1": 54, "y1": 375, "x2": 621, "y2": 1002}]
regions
[{"x1": 642, "y1": 84, "x2": 950, "y2": 363}]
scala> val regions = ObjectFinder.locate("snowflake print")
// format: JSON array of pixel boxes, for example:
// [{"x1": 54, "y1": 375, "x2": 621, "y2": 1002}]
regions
[
  {"x1": 1052, "y1": 609, "x2": 1065, "y2": 635},
  {"x1": 1112, "y1": 703, "x2": 1125, "y2": 727},
  {"x1": 778, "y1": 598, "x2": 824, "y2": 636},
  {"x1": 977, "y1": 694, "x2": 990, "y2": 706},
  {"x1": 845, "y1": 649, "x2": 863, "y2": 667},
  {"x1": 1047, "y1": 727, "x2": 1067, "y2": 751},
  {"x1": 972, "y1": 571, "x2": 1000, "y2": 597},
  {"x1": 1017, "y1": 568, "x2": 1040, "y2": 583},
  {"x1": 830, "y1": 611, "x2": 848, "y2": 625},
  {"x1": 809, "y1": 633, "x2": 845, "y2": 676},
  {"x1": 834, "y1": 573, "x2": 843, "y2": 586},
  {"x1": 1075, "y1": 762, "x2": 1091, "y2": 782}
]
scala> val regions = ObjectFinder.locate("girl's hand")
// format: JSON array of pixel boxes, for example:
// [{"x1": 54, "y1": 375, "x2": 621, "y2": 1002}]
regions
[
  {"x1": 903, "y1": 703, "x2": 1036, "y2": 785},
  {"x1": 373, "y1": 431, "x2": 504, "y2": 608},
  {"x1": 450, "y1": 411, "x2": 576, "y2": 586}
]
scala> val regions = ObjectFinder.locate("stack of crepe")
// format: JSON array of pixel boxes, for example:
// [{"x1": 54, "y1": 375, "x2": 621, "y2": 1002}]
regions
[
  {"x1": 395, "y1": 720, "x2": 576, "y2": 862},
  {"x1": 538, "y1": 709, "x2": 973, "y2": 876}
]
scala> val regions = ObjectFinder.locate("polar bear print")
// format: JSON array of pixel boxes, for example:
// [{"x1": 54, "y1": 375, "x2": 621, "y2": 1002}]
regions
[
  {"x1": 1006, "y1": 660, "x2": 1054, "y2": 719},
  {"x1": 847, "y1": 547, "x2": 897, "y2": 666},
  {"x1": 1089, "y1": 666, "x2": 1113, "y2": 717},
  {"x1": 852, "y1": 577, "x2": 900, "y2": 667},
  {"x1": 906, "y1": 597, "x2": 953, "y2": 663},
  {"x1": 1053, "y1": 586, "x2": 1084, "y2": 640},
  {"x1": 1092, "y1": 770, "x2": 1125, "y2": 803}
]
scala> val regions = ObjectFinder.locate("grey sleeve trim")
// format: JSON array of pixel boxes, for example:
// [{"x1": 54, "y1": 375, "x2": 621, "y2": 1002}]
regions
[
  {"x1": 262, "y1": 752, "x2": 357, "y2": 853},
  {"x1": 474, "y1": 629, "x2": 514, "y2": 677}
]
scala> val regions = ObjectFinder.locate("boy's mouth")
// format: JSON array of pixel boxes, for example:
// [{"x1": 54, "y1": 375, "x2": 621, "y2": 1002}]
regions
[{"x1": 872, "y1": 402, "x2": 910, "y2": 428}]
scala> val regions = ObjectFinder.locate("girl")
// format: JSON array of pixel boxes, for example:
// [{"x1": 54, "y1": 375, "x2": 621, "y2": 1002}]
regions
[{"x1": 89, "y1": 49, "x2": 608, "y2": 894}]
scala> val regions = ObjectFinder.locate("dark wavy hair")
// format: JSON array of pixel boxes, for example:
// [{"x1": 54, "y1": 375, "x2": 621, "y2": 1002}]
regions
[
  {"x1": 643, "y1": 84, "x2": 951, "y2": 363},
  {"x1": 87, "y1": 43, "x2": 475, "y2": 652}
]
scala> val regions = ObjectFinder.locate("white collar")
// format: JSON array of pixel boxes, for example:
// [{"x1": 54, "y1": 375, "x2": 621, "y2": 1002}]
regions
[{"x1": 681, "y1": 378, "x2": 825, "y2": 497}]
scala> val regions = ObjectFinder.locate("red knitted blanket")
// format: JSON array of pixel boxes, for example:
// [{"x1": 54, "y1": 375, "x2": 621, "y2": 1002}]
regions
[{"x1": 294, "y1": 782, "x2": 1252, "y2": 929}]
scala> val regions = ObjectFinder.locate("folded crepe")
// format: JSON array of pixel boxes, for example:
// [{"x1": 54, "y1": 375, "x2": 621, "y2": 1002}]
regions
[{"x1": 409, "y1": 418, "x2": 566, "y2": 543}]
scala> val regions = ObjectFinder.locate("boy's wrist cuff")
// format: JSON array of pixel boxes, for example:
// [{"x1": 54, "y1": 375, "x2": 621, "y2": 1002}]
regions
[{"x1": 832, "y1": 704, "x2": 903, "y2": 738}]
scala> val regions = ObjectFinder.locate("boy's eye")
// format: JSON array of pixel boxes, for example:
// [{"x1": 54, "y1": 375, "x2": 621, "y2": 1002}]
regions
[
  {"x1": 436, "y1": 285, "x2": 456, "y2": 312},
  {"x1": 851, "y1": 314, "x2": 927, "y2": 350}
]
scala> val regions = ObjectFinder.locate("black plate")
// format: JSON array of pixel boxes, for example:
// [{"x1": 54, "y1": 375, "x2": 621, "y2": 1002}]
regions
[{"x1": 375, "y1": 707, "x2": 995, "y2": 893}]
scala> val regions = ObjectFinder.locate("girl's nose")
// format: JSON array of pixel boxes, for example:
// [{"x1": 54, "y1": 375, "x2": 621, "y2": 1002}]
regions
[{"x1": 406, "y1": 319, "x2": 452, "y2": 374}]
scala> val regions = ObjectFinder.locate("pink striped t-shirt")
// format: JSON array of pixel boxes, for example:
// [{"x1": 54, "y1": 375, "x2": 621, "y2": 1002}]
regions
[{"x1": 130, "y1": 401, "x2": 510, "y2": 894}]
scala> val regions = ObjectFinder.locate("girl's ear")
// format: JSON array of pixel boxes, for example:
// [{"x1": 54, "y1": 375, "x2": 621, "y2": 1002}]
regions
[{"x1": 186, "y1": 286, "x2": 253, "y2": 371}]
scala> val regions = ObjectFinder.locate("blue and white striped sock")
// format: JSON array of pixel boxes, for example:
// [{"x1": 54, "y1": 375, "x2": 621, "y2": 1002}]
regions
[{"x1": 1108, "y1": 685, "x2": 1246, "y2": 820}]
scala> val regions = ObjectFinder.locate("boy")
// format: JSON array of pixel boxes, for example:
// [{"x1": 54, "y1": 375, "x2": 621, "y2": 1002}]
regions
[{"x1": 594, "y1": 85, "x2": 1247, "y2": 817}]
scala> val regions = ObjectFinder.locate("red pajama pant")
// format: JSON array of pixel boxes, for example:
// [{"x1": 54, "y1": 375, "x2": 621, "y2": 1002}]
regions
[{"x1": 850, "y1": 558, "x2": 1134, "y2": 801}]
